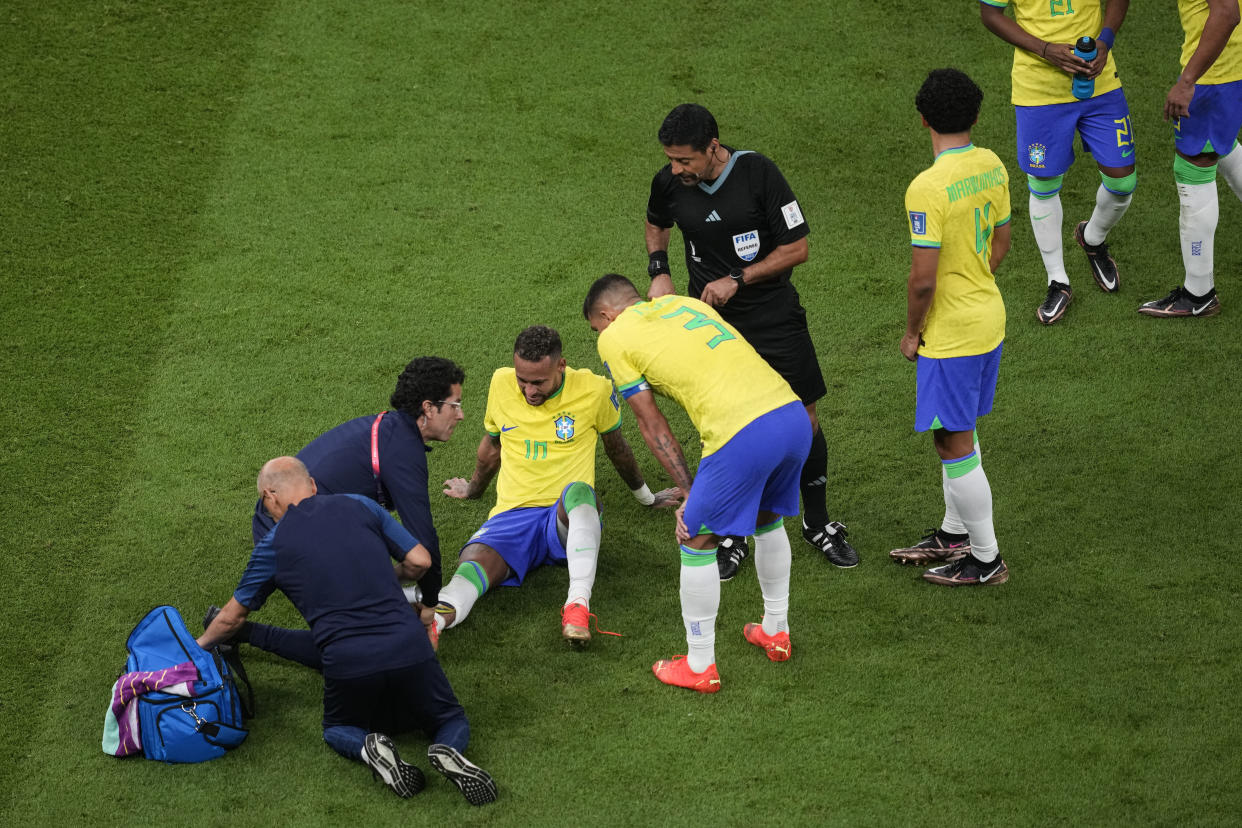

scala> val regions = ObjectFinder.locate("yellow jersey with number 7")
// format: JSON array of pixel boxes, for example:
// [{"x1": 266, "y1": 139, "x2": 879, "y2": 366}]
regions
[{"x1": 596, "y1": 295, "x2": 799, "y2": 457}]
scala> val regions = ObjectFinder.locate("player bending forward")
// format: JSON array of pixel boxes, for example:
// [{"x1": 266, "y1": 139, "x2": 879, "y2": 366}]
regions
[{"x1": 584, "y1": 275, "x2": 811, "y2": 693}]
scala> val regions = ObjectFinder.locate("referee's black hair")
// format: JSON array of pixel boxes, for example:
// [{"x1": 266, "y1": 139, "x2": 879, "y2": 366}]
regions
[
  {"x1": 915, "y1": 69, "x2": 983, "y2": 135},
  {"x1": 513, "y1": 325, "x2": 562, "y2": 362},
  {"x1": 658, "y1": 103, "x2": 718, "y2": 152},
  {"x1": 390, "y1": 356, "x2": 465, "y2": 416},
  {"x1": 583, "y1": 273, "x2": 639, "y2": 319}
]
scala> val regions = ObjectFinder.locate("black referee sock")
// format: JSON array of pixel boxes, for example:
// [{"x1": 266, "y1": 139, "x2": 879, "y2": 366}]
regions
[{"x1": 800, "y1": 427, "x2": 829, "y2": 527}]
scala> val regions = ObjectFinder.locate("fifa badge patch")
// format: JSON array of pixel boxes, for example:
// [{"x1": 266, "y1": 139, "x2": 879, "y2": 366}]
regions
[
  {"x1": 909, "y1": 211, "x2": 926, "y2": 235},
  {"x1": 1028, "y1": 143, "x2": 1047, "y2": 168},
  {"x1": 732, "y1": 230, "x2": 760, "y2": 262},
  {"x1": 781, "y1": 200, "x2": 805, "y2": 229},
  {"x1": 554, "y1": 412, "x2": 576, "y2": 442}
]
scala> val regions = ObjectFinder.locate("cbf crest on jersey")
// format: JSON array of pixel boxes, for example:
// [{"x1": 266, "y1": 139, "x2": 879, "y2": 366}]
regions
[
  {"x1": 553, "y1": 412, "x2": 576, "y2": 442},
  {"x1": 1027, "y1": 143, "x2": 1047, "y2": 168},
  {"x1": 732, "y1": 230, "x2": 760, "y2": 262}
]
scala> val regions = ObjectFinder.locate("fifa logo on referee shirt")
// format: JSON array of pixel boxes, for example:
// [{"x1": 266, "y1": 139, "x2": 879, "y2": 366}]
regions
[
  {"x1": 1027, "y1": 143, "x2": 1047, "y2": 168},
  {"x1": 732, "y1": 230, "x2": 759, "y2": 262},
  {"x1": 553, "y1": 413, "x2": 576, "y2": 442}
]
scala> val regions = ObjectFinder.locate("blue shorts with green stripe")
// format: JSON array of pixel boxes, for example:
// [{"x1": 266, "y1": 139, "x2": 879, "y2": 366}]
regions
[
  {"x1": 915, "y1": 343, "x2": 1002, "y2": 433},
  {"x1": 462, "y1": 482, "x2": 585, "y2": 586},
  {"x1": 1174, "y1": 79, "x2": 1242, "y2": 157},
  {"x1": 682, "y1": 401, "x2": 810, "y2": 538}
]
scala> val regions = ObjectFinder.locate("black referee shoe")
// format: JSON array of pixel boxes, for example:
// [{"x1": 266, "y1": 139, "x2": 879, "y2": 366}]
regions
[
  {"x1": 717, "y1": 536, "x2": 749, "y2": 581},
  {"x1": 803, "y1": 521, "x2": 859, "y2": 568}
]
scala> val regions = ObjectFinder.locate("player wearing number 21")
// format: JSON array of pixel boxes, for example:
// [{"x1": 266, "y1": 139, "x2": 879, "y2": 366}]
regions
[
  {"x1": 584, "y1": 274, "x2": 812, "y2": 693},
  {"x1": 896, "y1": 69, "x2": 1012, "y2": 588}
]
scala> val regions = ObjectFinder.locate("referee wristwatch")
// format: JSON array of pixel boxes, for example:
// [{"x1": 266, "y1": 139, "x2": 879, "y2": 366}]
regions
[{"x1": 728, "y1": 267, "x2": 745, "y2": 285}]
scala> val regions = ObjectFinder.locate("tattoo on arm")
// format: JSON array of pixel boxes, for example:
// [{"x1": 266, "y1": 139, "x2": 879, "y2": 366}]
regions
[
  {"x1": 602, "y1": 429, "x2": 644, "y2": 489},
  {"x1": 469, "y1": 434, "x2": 502, "y2": 498},
  {"x1": 651, "y1": 431, "x2": 692, "y2": 492}
]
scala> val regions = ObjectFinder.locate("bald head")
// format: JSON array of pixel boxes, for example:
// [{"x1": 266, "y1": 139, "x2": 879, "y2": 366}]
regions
[
  {"x1": 257, "y1": 456, "x2": 317, "y2": 522},
  {"x1": 583, "y1": 273, "x2": 642, "y2": 332}
]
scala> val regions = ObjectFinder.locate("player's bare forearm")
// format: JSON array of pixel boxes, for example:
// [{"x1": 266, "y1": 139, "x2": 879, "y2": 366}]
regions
[
  {"x1": 980, "y1": 2, "x2": 1091, "y2": 75},
  {"x1": 445, "y1": 434, "x2": 500, "y2": 499},
  {"x1": 397, "y1": 543, "x2": 432, "y2": 580},
  {"x1": 626, "y1": 390, "x2": 693, "y2": 493},
  {"x1": 601, "y1": 428, "x2": 646, "y2": 490},
  {"x1": 989, "y1": 221, "x2": 1012, "y2": 274},
  {"x1": 902, "y1": 247, "x2": 938, "y2": 361},
  {"x1": 1102, "y1": 0, "x2": 1130, "y2": 34},
  {"x1": 1177, "y1": 0, "x2": 1239, "y2": 92},
  {"x1": 196, "y1": 597, "x2": 248, "y2": 650}
]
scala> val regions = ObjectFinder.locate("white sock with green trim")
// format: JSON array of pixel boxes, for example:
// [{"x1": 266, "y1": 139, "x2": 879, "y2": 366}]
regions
[
  {"x1": 1085, "y1": 184, "x2": 1132, "y2": 245},
  {"x1": 436, "y1": 560, "x2": 489, "y2": 630},
  {"x1": 943, "y1": 453, "x2": 998, "y2": 563},
  {"x1": 1178, "y1": 180, "x2": 1218, "y2": 296},
  {"x1": 679, "y1": 544, "x2": 719, "y2": 672},
  {"x1": 564, "y1": 504, "x2": 601, "y2": 607},
  {"x1": 753, "y1": 524, "x2": 791, "y2": 636},
  {"x1": 940, "y1": 435, "x2": 979, "y2": 535},
  {"x1": 1030, "y1": 192, "x2": 1068, "y2": 285},
  {"x1": 1218, "y1": 142, "x2": 1242, "y2": 202}
]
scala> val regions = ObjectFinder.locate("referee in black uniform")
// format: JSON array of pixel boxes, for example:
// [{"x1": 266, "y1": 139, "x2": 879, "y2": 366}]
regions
[{"x1": 645, "y1": 103, "x2": 858, "y2": 577}]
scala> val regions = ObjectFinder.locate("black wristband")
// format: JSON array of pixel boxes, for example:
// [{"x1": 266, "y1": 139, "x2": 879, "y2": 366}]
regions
[{"x1": 648, "y1": 251, "x2": 671, "y2": 279}]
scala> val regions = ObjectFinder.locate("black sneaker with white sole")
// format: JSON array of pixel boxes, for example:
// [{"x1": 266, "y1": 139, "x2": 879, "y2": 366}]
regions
[
  {"x1": 922, "y1": 553, "x2": 1008, "y2": 586},
  {"x1": 1074, "y1": 220, "x2": 1119, "y2": 292},
  {"x1": 1036, "y1": 281, "x2": 1073, "y2": 325},
  {"x1": 362, "y1": 733, "x2": 426, "y2": 798},
  {"x1": 428, "y1": 743, "x2": 498, "y2": 805},
  {"x1": 1137, "y1": 285, "x2": 1220, "y2": 318},
  {"x1": 716, "y1": 535, "x2": 749, "y2": 581},
  {"x1": 803, "y1": 521, "x2": 859, "y2": 568}
]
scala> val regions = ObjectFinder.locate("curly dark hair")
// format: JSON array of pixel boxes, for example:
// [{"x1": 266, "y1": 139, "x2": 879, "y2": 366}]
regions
[
  {"x1": 389, "y1": 356, "x2": 465, "y2": 416},
  {"x1": 583, "y1": 273, "x2": 639, "y2": 319},
  {"x1": 658, "y1": 103, "x2": 718, "y2": 152},
  {"x1": 513, "y1": 325, "x2": 562, "y2": 362},
  {"x1": 915, "y1": 69, "x2": 983, "y2": 135}
]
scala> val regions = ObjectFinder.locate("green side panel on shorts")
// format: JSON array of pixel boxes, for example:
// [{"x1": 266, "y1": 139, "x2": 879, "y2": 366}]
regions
[
  {"x1": 930, "y1": 415, "x2": 943, "y2": 430},
  {"x1": 680, "y1": 544, "x2": 717, "y2": 567},
  {"x1": 1174, "y1": 153, "x2": 1218, "y2": 184},
  {"x1": 563, "y1": 480, "x2": 597, "y2": 511}
]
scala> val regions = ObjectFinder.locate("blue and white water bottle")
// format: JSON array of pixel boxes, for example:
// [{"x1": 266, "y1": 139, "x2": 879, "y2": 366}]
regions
[{"x1": 1072, "y1": 36, "x2": 1097, "y2": 100}]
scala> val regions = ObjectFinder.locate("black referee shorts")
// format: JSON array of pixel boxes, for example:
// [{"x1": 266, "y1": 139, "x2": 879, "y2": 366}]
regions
[{"x1": 729, "y1": 304, "x2": 826, "y2": 405}]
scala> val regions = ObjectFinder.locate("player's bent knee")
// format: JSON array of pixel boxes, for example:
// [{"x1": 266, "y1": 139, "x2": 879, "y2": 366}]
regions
[
  {"x1": 563, "y1": 481, "x2": 598, "y2": 513},
  {"x1": 1101, "y1": 169, "x2": 1137, "y2": 195}
]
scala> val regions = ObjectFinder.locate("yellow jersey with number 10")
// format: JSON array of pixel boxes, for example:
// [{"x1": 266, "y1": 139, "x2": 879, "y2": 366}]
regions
[
  {"x1": 482, "y1": 366, "x2": 621, "y2": 517},
  {"x1": 596, "y1": 295, "x2": 799, "y2": 457}
]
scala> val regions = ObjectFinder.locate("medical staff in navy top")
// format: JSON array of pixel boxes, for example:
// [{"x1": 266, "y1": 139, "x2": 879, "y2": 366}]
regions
[
  {"x1": 251, "y1": 356, "x2": 465, "y2": 607},
  {"x1": 200, "y1": 457, "x2": 498, "y2": 805}
]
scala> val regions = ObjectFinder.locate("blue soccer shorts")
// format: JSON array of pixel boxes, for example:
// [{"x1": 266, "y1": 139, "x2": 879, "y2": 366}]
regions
[
  {"x1": 682, "y1": 401, "x2": 811, "y2": 538},
  {"x1": 915, "y1": 343, "x2": 1003, "y2": 433},
  {"x1": 462, "y1": 483, "x2": 586, "y2": 586},
  {"x1": 1174, "y1": 79, "x2": 1242, "y2": 157},
  {"x1": 1016, "y1": 87, "x2": 1135, "y2": 177}
]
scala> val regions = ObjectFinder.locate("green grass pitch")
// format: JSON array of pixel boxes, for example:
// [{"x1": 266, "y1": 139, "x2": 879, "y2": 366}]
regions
[{"x1": 2, "y1": 1, "x2": 1239, "y2": 825}]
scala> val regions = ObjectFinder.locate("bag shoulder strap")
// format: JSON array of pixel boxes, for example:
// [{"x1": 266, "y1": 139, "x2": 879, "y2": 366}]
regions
[{"x1": 371, "y1": 411, "x2": 388, "y2": 505}]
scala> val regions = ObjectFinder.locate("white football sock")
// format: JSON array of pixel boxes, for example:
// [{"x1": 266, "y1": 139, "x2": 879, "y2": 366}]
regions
[
  {"x1": 753, "y1": 526, "x2": 792, "y2": 636},
  {"x1": 564, "y1": 503, "x2": 601, "y2": 607},
  {"x1": 1084, "y1": 184, "x2": 1132, "y2": 245},
  {"x1": 1178, "y1": 180, "x2": 1218, "y2": 296},
  {"x1": 680, "y1": 555, "x2": 719, "y2": 673},
  {"x1": 945, "y1": 462, "x2": 998, "y2": 563},
  {"x1": 940, "y1": 435, "x2": 978, "y2": 535},
  {"x1": 1030, "y1": 192, "x2": 1068, "y2": 285},
  {"x1": 436, "y1": 562, "x2": 489, "y2": 629},
  {"x1": 1218, "y1": 142, "x2": 1242, "y2": 202}
]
